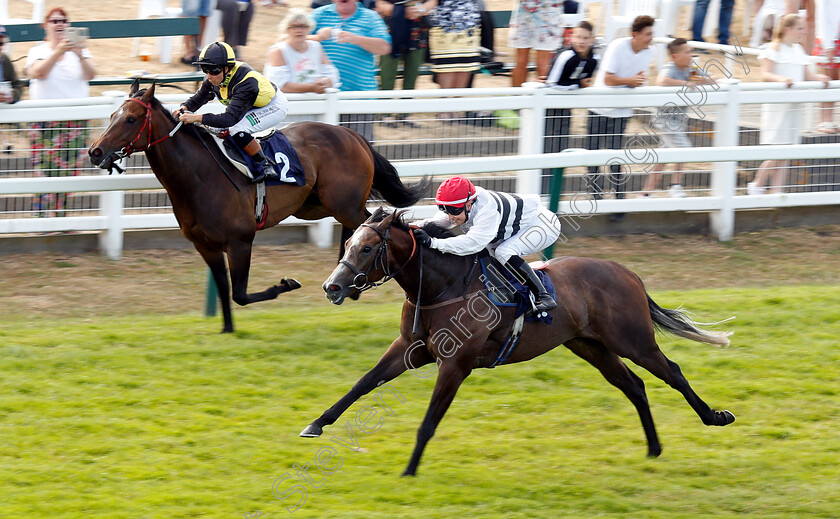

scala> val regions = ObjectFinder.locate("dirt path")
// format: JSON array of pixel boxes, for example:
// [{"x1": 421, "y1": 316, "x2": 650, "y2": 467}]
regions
[{"x1": 2, "y1": 225, "x2": 837, "y2": 320}]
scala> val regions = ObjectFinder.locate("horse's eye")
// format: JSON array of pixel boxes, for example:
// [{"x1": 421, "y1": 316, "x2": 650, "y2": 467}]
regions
[
  {"x1": 126, "y1": 116, "x2": 136, "y2": 124},
  {"x1": 362, "y1": 245, "x2": 372, "y2": 253}
]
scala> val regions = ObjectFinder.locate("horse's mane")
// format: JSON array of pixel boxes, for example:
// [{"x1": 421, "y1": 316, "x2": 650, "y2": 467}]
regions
[{"x1": 369, "y1": 207, "x2": 455, "y2": 239}]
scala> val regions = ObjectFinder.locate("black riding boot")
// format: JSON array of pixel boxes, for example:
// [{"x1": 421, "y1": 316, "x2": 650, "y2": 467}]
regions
[
  {"x1": 507, "y1": 256, "x2": 557, "y2": 313},
  {"x1": 250, "y1": 148, "x2": 278, "y2": 184}
]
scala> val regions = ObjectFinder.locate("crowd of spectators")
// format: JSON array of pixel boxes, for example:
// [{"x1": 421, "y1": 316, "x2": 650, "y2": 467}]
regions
[{"x1": 2, "y1": 0, "x2": 837, "y2": 199}]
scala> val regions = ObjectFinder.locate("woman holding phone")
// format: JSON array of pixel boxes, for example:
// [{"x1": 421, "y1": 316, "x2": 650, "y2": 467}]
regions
[{"x1": 24, "y1": 7, "x2": 97, "y2": 217}]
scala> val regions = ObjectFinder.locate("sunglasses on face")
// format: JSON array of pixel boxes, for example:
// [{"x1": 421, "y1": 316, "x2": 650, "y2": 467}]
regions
[
  {"x1": 438, "y1": 204, "x2": 466, "y2": 216},
  {"x1": 49, "y1": 18, "x2": 68, "y2": 24},
  {"x1": 201, "y1": 65, "x2": 224, "y2": 76},
  {"x1": 289, "y1": 24, "x2": 310, "y2": 30}
]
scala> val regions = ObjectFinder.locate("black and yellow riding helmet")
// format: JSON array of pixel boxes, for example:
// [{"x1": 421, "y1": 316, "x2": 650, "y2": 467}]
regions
[{"x1": 193, "y1": 41, "x2": 236, "y2": 68}]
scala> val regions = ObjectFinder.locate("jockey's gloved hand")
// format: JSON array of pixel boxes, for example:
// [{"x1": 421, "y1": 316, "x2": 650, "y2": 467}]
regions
[{"x1": 412, "y1": 228, "x2": 432, "y2": 247}]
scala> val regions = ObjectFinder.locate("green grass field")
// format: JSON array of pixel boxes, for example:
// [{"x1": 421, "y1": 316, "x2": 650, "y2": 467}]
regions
[{"x1": 1, "y1": 285, "x2": 839, "y2": 518}]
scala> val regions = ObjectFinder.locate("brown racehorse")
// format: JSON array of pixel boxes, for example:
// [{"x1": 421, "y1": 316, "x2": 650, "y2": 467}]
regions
[
  {"x1": 302, "y1": 208, "x2": 735, "y2": 476},
  {"x1": 88, "y1": 82, "x2": 424, "y2": 332}
]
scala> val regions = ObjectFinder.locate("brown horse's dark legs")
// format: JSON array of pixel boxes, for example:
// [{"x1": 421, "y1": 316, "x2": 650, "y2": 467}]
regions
[
  {"x1": 301, "y1": 337, "x2": 427, "y2": 437},
  {"x1": 338, "y1": 226, "x2": 354, "y2": 261},
  {"x1": 227, "y1": 240, "x2": 301, "y2": 306},
  {"x1": 635, "y1": 352, "x2": 735, "y2": 427},
  {"x1": 403, "y1": 362, "x2": 470, "y2": 477},
  {"x1": 196, "y1": 246, "x2": 234, "y2": 333},
  {"x1": 565, "y1": 338, "x2": 662, "y2": 457}
]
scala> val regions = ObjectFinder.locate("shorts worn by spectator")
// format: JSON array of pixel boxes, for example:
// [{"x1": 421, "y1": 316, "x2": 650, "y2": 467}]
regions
[{"x1": 508, "y1": 0, "x2": 565, "y2": 86}]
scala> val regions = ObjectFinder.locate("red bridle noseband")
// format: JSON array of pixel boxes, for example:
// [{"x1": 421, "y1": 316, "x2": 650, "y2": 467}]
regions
[{"x1": 116, "y1": 98, "x2": 183, "y2": 159}]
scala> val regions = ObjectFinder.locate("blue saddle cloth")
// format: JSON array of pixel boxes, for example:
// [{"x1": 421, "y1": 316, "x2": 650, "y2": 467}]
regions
[
  {"x1": 238, "y1": 131, "x2": 306, "y2": 186},
  {"x1": 478, "y1": 255, "x2": 556, "y2": 324}
]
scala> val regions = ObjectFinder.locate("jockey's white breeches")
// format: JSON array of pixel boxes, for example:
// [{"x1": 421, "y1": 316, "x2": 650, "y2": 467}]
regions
[
  {"x1": 491, "y1": 207, "x2": 562, "y2": 264},
  {"x1": 227, "y1": 92, "x2": 289, "y2": 135}
]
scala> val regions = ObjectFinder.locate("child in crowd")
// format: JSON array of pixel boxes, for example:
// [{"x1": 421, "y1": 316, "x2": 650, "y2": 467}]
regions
[
  {"x1": 543, "y1": 21, "x2": 598, "y2": 161},
  {"x1": 641, "y1": 38, "x2": 715, "y2": 198}
]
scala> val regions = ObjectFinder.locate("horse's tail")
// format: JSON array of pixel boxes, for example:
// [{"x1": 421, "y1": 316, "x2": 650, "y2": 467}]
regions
[
  {"x1": 365, "y1": 140, "x2": 428, "y2": 208},
  {"x1": 647, "y1": 294, "x2": 733, "y2": 347}
]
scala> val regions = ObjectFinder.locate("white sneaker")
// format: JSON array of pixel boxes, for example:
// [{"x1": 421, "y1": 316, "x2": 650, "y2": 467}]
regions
[
  {"x1": 668, "y1": 184, "x2": 686, "y2": 198},
  {"x1": 747, "y1": 182, "x2": 766, "y2": 195},
  {"x1": 636, "y1": 193, "x2": 650, "y2": 199}
]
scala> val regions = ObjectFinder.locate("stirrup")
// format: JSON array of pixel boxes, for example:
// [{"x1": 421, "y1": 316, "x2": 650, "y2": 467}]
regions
[{"x1": 251, "y1": 164, "x2": 277, "y2": 184}]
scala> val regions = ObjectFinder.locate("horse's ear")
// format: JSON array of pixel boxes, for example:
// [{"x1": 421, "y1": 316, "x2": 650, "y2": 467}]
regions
[
  {"x1": 129, "y1": 78, "x2": 140, "y2": 96},
  {"x1": 142, "y1": 81, "x2": 157, "y2": 100}
]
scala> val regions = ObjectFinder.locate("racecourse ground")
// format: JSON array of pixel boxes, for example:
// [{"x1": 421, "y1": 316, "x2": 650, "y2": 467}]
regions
[{"x1": 1, "y1": 283, "x2": 838, "y2": 518}]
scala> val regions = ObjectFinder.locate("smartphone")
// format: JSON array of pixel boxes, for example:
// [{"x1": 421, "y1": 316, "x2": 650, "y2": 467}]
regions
[{"x1": 66, "y1": 27, "x2": 89, "y2": 45}]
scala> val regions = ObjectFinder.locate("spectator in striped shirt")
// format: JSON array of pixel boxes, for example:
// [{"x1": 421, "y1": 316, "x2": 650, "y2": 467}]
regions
[
  {"x1": 311, "y1": 0, "x2": 391, "y2": 141},
  {"x1": 412, "y1": 176, "x2": 561, "y2": 312}
]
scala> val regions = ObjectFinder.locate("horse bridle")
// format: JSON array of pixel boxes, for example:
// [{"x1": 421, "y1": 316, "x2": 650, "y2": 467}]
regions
[
  {"x1": 101, "y1": 97, "x2": 183, "y2": 173},
  {"x1": 340, "y1": 222, "x2": 418, "y2": 293}
]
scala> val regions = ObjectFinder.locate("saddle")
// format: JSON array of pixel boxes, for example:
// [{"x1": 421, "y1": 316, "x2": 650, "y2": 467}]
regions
[
  {"x1": 207, "y1": 127, "x2": 305, "y2": 186},
  {"x1": 477, "y1": 252, "x2": 555, "y2": 323},
  {"x1": 476, "y1": 253, "x2": 556, "y2": 368}
]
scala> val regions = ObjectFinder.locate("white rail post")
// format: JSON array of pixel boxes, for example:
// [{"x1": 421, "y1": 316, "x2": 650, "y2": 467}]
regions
[
  {"x1": 709, "y1": 78, "x2": 741, "y2": 241},
  {"x1": 309, "y1": 218, "x2": 335, "y2": 249},
  {"x1": 98, "y1": 177, "x2": 125, "y2": 260},
  {"x1": 323, "y1": 88, "x2": 340, "y2": 126},
  {"x1": 516, "y1": 84, "x2": 546, "y2": 196}
]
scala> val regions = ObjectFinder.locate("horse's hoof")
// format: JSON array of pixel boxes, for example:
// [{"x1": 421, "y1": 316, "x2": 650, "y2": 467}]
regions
[
  {"x1": 719, "y1": 410, "x2": 736, "y2": 425},
  {"x1": 221, "y1": 326, "x2": 234, "y2": 334},
  {"x1": 647, "y1": 446, "x2": 662, "y2": 458},
  {"x1": 281, "y1": 278, "x2": 302, "y2": 291},
  {"x1": 300, "y1": 424, "x2": 323, "y2": 438},
  {"x1": 401, "y1": 469, "x2": 417, "y2": 477}
]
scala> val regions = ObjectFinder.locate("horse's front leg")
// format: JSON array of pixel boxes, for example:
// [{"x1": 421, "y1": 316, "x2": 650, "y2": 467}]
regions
[
  {"x1": 226, "y1": 239, "x2": 301, "y2": 306},
  {"x1": 403, "y1": 360, "x2": 471, "y2": 477},
  {"x1": 300, "y1": 336, "x2": 432, "y2": 437},
  {"x1": 195, "y1": 245, "x2": 234, "y2": 333}
]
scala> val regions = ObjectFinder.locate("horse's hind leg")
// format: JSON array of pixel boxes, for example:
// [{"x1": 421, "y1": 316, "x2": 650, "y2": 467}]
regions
[
  {"x1": 226, "y1": 239, "x2": 301, "y2": 306},
  {"x1": 631, "y1": 346, "x2": 735, "y2": 427},
  {"x1": 565, "y1": 338, "x2": 662, "y2": 457},
  {"x1": 196, "y1": 245, "x2": 234, "y2": 333},
  {"x1": 300, "y1": 336, "x2": 431, "y2": 437}
]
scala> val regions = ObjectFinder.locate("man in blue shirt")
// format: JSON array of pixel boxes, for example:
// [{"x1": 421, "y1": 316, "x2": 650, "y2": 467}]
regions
[{"x1": 312, "y1": 0, "x2": 391, "y2": 141}]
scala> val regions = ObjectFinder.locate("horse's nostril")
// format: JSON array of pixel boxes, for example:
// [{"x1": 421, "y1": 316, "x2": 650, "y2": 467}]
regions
[
  {"x1": 90, "y1": 148, "x2": 101, "y2": 158},
  {"x1": 327, "y1": 284, "x2": 340, "y2": 292}
]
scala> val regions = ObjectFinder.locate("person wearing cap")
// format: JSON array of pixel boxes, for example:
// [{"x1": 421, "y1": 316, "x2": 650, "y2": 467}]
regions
[
  {"x1": 173, "y1": 41, "x2": 289, "y2": 183},
  {"x1": 0, "y1": 26, "x2": 23, "y2": 105},
  {"x1": 413, "y1": 176, "x2": 561, "y2": 312}
]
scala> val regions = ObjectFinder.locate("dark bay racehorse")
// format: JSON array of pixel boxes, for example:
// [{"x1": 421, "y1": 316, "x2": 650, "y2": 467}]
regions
[
  {"x1": 88, "y1": 82, "x2": 424, "y2": 332},
  {"x1": 302, "y1": 208, "x2": 735, "y2": 476}
]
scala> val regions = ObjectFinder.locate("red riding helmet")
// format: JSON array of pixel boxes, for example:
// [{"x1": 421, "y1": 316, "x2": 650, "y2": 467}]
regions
[{"x1": 435, "y1": 176, "x2": 477, "y2": 207}]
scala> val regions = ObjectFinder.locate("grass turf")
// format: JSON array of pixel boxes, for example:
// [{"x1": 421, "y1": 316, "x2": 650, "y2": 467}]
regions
[{"x1": 1, "y1": 285, "x2": 838, "y2": 518}]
